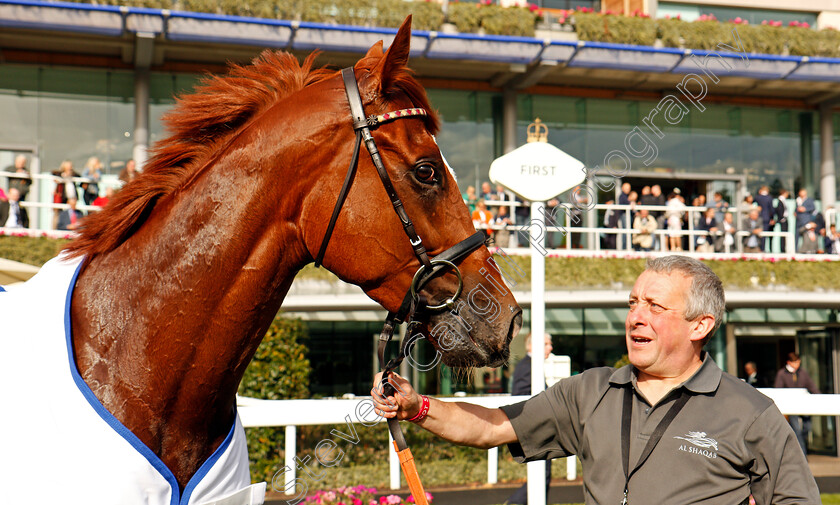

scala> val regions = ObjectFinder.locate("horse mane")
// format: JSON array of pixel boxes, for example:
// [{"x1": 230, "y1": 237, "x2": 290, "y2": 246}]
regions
[{"x1": 63, "y1": 46, "x2": 438, "y2": 260}]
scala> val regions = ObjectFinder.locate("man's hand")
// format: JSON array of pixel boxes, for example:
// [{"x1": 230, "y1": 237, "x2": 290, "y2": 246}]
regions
[{"x1": 371, "y1": 372, "x2": 421, "y2": 420}]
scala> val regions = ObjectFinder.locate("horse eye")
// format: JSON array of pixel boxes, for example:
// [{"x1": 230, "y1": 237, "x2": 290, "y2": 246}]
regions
[{"x1": 415, "y1": 164, "x2": 437, "y2": 184}]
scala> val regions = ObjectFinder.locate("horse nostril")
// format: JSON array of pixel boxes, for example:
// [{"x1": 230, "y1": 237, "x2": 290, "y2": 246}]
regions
[{"x1": 506, "y1": 309, "x2": 523, "y2": 347}]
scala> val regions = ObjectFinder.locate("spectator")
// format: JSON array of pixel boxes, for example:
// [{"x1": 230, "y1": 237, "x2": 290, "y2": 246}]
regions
[
  {"x1": 515, "y1": 197, "x2": 530, "y2": 247},
  {"x1": 665, "y1": 191, "x2": 685, "y2": 251},
  {"x1": 81, "y1": 156, "x2": 103, "y2": 206},
  {"x1": 775, "y1": 352, "x2": 820, "y2": 456},
  {"x1": 493, "y1": 205, "x2": 513, "y2": 248},
  {"x1": 93, "y1": 187, "x2": 115, "y2": 208},
  {"x1": 57, "y1": 197, "x2": 84, "y2": 231},
  {"x1": 798, "y1": 222, "x2": 819, "y2": 254},
  {"x1": 479, "y1": 181, "x2": 494, "y2": 201},
  {"x1": 463, "y1": 185, "x2": 478, "y2": 213},
  {"x1": 617, "y1": 182, "x2": 631, "y2": 249},
  {"x1": 639, "y1": 185, "x2": 651, "y2": 202},
  {"x1": 52, "y1": 160, "x2": 79, "y2": 229},
  {"x1": 631, "y1": 208, "x2": 657, "y2": 252},
  {"x1": 742, "y1": 208, "x2": 763, "y2": 254},
  {"x1": 754, "y1": 186, "x2": 775, "y2": 252},
  {"x1": 813, "y1": 210, "x2": 827, "y2": 253},
  {"x1": 506, "y1": 332, "x2": 554, "y2": 505},
  {"x1": 695, "y1": 208, "x2": 718, "y2": 253},
  {"x1": 716, "y1": 212, "x2": 737, "y2": 253},
  {"x1": 494, "y1": 183, "x2": 511, "y2": 203},
  {"x1": 0, "y1": 187, "x2": 29, "y2": 229},
  {"x1": 710, "y1": 191, "x2": 729, "y2": 223},
  {"x1": 795, "y1": 189, "x2": 816, "y2": 252},
  {"x1": 743, "y1": 361, "x2": 766, "y2": 388},
  {"x1": 472, "y1": 200, "x2": 493, "y2": 239},
  {"x1": 775, "y1": 189, "x2": 792, "y2": 253},
  {"x1": 602, "y1": 199, "x2": 618, "y2": 250},
  {"x1": 640, "y1": 184, "x2": 663, "y2": 250},
  {"x1": 119, "y1": 159, "x2": 139, "y2": 184},
  {"x1": 6, "y1": 154, "x2": 32, "y2": 201},
  {"x1": 826, "y1": 224, "x2": 840, "y2": 255}
]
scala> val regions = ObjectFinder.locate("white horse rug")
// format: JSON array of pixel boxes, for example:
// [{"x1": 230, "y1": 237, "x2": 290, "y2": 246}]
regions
[{"x1": 0, "y1": 254, "x2": 266, "y2": 505}]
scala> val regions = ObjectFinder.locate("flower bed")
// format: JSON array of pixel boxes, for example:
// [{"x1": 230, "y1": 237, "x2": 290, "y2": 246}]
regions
[{"x1": 305, "y1": 486, "x2": 433, "y2": 505}]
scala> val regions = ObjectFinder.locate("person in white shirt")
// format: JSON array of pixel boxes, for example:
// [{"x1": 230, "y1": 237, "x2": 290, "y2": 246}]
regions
[{"x1": 0, "y1": 187, "x2": 28, "y2": 228}]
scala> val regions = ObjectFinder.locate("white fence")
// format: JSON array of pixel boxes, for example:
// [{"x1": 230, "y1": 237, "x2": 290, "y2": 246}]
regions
[{"x1": 237, "y1": 388, "x2": 840, "y2": 496}]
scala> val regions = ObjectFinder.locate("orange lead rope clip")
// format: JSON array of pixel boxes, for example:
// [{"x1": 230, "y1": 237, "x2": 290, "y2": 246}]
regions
[{"x1": 386, "y1": 406, "x2": 429, "y2": 505}]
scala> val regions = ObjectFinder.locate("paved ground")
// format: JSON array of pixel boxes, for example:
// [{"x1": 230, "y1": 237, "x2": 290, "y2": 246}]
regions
[{"x1": 265, "y1": 456, "x2": 840, "y2": 504}]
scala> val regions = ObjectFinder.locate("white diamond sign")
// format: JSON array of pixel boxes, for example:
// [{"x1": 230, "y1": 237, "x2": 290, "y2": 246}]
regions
[{"x1": 489, "y1": 142, "x2": 586, "y2": 202}]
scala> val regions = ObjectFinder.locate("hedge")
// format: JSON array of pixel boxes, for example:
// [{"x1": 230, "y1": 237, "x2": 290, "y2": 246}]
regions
[{"x1": 54, "y1": 0, "x2": 840, "y2": 56}]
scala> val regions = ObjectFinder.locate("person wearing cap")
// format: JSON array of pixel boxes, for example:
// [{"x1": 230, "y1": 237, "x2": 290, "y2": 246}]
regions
[{"x1": 372, "y1": 256, "x2": 819, "y2": 505}]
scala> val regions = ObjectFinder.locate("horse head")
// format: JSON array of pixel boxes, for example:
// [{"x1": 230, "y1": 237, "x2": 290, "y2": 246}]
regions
[{"x1": 301, "y1": 17, "x2": 523, "y2": 368}]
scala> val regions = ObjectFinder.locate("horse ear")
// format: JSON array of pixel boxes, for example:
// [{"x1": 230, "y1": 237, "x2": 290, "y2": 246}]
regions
[
  {"x1": 365, "y1": 40, "x2": 384, "y2": 58},
  {"x1": 370, "y1": 15, "x2": 412, "y2": 93}
]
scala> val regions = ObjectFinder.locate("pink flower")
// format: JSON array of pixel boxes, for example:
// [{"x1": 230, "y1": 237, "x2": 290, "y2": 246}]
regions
[
  {"x1": 425, "y1": 492, "x2": 434, "y2": 501},
  {"x1": 353, "y1": 499, "x2": 363, "y2": 505},
  {"x1": 386, "y1": 495, "x2": 402, "y2": 505}
]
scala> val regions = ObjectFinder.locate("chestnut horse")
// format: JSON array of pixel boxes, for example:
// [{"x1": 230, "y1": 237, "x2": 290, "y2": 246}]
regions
[{"x1": 35, "y1": 17, "x2": 521, "y2": 498}]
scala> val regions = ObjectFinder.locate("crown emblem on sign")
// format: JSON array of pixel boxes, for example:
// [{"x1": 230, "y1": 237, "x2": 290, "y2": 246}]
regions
[{"x1": 526, "y1": 118, "x2": 548, "y2": 143}]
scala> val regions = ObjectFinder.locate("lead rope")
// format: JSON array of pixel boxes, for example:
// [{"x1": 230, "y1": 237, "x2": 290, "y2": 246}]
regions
[{"x1": 378, "y1": 299, "x2": 430, "y2": 505}]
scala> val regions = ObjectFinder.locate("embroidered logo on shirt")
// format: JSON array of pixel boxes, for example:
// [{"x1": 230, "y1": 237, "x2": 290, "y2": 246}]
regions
[{"x1": 675, "y1": 431, "x2": 718, "y2": 459}]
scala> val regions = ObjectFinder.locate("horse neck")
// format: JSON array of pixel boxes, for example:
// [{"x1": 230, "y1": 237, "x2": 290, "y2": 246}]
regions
[{"x1": 70, "y1": 119, "x2": 333, "y2": 470}]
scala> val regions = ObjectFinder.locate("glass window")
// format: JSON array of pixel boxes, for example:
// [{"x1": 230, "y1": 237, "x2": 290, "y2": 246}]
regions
[{"x1": 426, "y1": 88, "x2": 497, "y2": 191}]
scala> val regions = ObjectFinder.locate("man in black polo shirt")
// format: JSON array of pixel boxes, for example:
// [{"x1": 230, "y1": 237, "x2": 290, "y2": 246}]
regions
[{"x1": 372, "y1": 256, "x2": 819, "y2": 505}]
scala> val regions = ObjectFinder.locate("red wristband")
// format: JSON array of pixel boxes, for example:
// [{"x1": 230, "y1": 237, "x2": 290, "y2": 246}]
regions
[{"x1": 407, "y1": 395, "x2": 430, "y2": 423}]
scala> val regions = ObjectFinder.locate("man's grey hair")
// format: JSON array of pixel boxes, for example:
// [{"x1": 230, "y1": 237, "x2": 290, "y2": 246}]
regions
[{"x1": 645, "y1": 256, "x2": 725, "y2": 345}]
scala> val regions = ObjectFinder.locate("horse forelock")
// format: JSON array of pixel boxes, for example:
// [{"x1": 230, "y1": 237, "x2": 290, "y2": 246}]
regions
[{"x1": 63, "y1": 50, "x2": 336, "y2": 260}]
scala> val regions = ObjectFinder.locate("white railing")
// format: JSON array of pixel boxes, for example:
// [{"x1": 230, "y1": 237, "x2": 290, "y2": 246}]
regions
[
  {"x1": 237, "y1": 389, "x2": 840, "y2": 495},
  {"x1": 474, "y1": 202, "x2": 839, "y2": 258}
]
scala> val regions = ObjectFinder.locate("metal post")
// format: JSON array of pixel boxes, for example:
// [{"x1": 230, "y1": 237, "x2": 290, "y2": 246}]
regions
[
  {"x1": 488, "y1": 447, "x2": 498, "y2": 484},
  {"x1": 133, "y1": 67, "x2": 150, "y2": 170},
  {"x1": 528, "y1": 201, "x2": 546, "y2": 505},
  {"x1": 820, "y1": 103, "x2": 837, "y2": 211},
  {"x1": 284, "y1": 425, "x2": 297, "y2": 495},
  {"x1": 389, "y1": 430, "x2": 401, "y2": 490},
  {"x1": 503, "y1": 88, "x2": 517, "y2": 154},
  {"x1": 133, "y1": 32, "x2": 154, "y2": 171}
]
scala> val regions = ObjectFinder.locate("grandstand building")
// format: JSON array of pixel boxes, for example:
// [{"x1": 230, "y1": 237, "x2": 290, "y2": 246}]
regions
[{"x1": 1, "y1": 0, "x2": 840, "y2": 453}]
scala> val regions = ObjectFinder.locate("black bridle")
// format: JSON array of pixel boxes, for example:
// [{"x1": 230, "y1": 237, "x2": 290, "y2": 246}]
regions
[
  {"x1": 315, "y1": 67, "x2": 485, "y2": 367},
  {"x1": 314, "y1": 68, "x2": 486, "y2": 503}
]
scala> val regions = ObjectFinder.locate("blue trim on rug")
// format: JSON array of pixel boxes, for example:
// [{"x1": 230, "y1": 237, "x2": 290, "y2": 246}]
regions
[{"x1": 62, "y1": 258, "x2": 237, "y2": 505}]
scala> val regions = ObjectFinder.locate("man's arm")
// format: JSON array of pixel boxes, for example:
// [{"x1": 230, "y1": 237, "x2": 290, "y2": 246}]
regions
[
  {"x1": 746, "y1": 405, "x2": 820, "y2": 504},
  {"x1": 371, "y1": 372, "x2": 518, "y2": 449}
]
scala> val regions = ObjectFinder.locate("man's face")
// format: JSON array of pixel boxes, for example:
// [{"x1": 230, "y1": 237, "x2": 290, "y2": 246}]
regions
[
  {"x1": 626, "y1": 271, "x2": 700, "y2": 380},
  {"x1": 788, "y1": 359, "x2": 801, "y2": 371},
  {"x1": 8, "y1": 188, "x2": 19, "y2": 202}
]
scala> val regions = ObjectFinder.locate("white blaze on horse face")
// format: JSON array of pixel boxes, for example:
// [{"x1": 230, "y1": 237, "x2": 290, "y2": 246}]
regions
[{"x1": 432, "y1": 136, "x2": 456, "y2": 182}]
